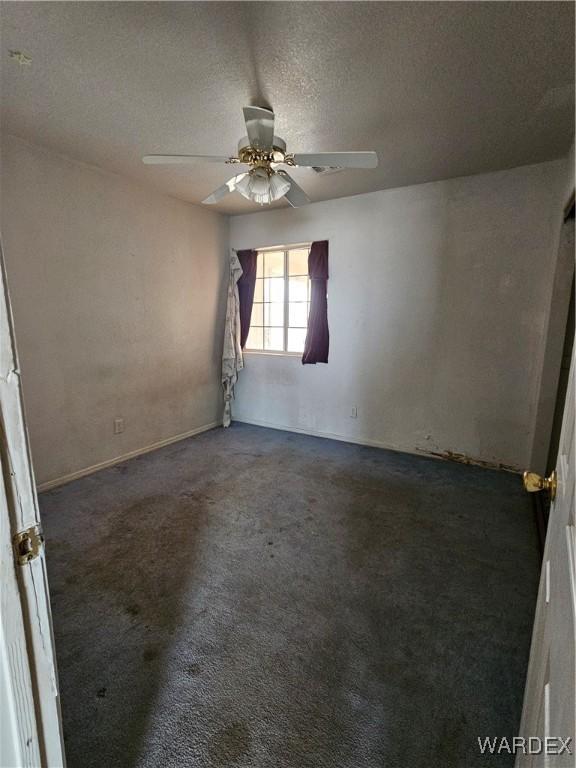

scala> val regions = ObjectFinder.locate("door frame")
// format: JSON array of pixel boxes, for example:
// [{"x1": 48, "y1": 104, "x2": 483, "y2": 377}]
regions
[{"x1": 530, "y1": 186, "x2": 576, "y2": 475}]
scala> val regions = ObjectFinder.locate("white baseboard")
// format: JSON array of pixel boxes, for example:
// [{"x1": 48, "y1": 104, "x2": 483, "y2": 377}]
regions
[
  {"x1": 235, "y1": 416, "x2": 425, "y2": 454},
  {"x1": 37, "y1": 416, "x2": 518, "y2": 492},
  {"x1": 37, "y1": 421, "x2": 221, "y2": 491},
  {"x1": 235, "y1": 417, "x2": 520, "y2": 473}
]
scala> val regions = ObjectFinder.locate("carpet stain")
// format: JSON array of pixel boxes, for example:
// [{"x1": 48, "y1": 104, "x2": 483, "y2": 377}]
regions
[
  {"x1": 209, "y1": 721, "x2": 252, "y2": 764},
  {"x1": 187, "y1": 662, "x2": 201, "y2": 677},
  {"x1": 142, "y1": 647, "x2": 159, "y2": 663}
]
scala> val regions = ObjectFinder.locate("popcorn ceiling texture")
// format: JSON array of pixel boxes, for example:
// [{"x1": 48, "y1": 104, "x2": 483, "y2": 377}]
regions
[
  {"x1": 42, "y1": 423, "x2": 539, "y2": 768},
  {"x1": 1, "y1": 1, "x2": 573, "y2": 214}
]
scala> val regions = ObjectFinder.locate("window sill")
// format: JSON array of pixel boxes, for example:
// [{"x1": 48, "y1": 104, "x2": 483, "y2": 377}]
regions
[{"x1": 244, "y1": 350, "x2": 302, "y2": 358}]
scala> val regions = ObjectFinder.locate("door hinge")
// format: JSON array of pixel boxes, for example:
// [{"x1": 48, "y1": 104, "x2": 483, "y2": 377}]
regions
[{"x1": 13, "y1": 524, "x2": 44, "y2": 565}]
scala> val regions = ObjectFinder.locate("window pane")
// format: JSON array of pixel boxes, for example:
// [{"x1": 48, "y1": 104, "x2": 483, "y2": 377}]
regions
[
  {"x1": 246, "y1": 326, "x2": 263, "y2": 350},
  {"x1": 287, "y1": 328, "x2": 307, "y2": 353},
  {"x1": 251, "y1": 303, "x2": 263, "y2": 326},
  {"x1": 289, "y1": 276, "x2": 308, "y2": 302},
  {"x1": 265, "y1": 277, "x2": 284, "y2": 302},
  {"x1": 289, "y1": 302, "x2": 309, "y2": 327},
  {"x1": 289, "y1": 249, "x2": 309, "y2": 276},
  {"x1": 264, "y1": 327, "x2": 284, "y2": 351},
  {"x1": 264, "y1": 251, "x2": 284, "y2": 277},
  {"x1": 250, "y1": 249, "x2": 312, "y2": 355},
  {"x1": 263, "y1": 302, "x2": 284, "y2": 326}
]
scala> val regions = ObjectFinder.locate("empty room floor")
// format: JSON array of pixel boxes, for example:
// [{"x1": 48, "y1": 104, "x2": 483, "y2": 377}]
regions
[{"x1": 40, "y1": 424, "x2": 540, "y2": 768}]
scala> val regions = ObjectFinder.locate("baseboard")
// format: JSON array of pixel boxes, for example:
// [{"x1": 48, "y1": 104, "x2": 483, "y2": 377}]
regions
[
  {"x1": 37, "y1": 416, "x2": 518, "y2": 491},
  {"x1": 235, "y1": 417, "x2": 520, "y2": 473},
  {"x1": 37, "y1": 421, "x2": 221, "y2": 492}
]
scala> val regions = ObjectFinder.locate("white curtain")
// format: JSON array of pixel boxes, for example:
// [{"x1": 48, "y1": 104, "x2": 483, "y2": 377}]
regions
[{"x1": 221, "y1": 250, "x2": 244, "y2": 427}]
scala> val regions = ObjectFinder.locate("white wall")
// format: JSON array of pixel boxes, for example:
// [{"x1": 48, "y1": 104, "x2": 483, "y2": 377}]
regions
[
  {"x1": 1, "y1": 135, "x2": 228, "y2": 486},
  {"x1": 230, "y1": 160, "x2": 567, "y2": 470}
]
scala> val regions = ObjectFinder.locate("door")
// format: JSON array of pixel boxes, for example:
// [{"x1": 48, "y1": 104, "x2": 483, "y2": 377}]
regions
[
  {"x1": 546, "y1": 204, "x2": 575, "y2": 478},
  {"x1": 0, "y1": 241, "x2": 65, "y2": 765},
  {"x1": 517, "y1": 346, "x2": 576, "y2": 767}
]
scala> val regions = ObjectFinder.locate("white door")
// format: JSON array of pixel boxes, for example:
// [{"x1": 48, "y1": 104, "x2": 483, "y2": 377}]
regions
[
  {"x1": 0, "y1": 244, "x2": 65, "y2": 766},
  {"x1": 517, "y1": 347, "x2": 576, "y2": 767}
]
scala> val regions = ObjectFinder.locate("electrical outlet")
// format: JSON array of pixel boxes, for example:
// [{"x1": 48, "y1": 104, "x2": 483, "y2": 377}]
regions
[
  {"x1": 113, "y1": 418, "x2": 124, "y2": 435},
  {"x1": 351, "y1": 406, "x2": 358, "y2": 419}
]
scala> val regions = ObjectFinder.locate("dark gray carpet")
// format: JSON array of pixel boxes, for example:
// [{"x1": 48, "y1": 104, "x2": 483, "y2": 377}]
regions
[{"x1": 40, "y1": 423, "x2": 540, "y2": 768}]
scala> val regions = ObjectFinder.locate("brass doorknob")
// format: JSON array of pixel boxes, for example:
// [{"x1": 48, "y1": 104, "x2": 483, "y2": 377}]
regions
[{"x1": 523, "y1": 469, "x2": 557, "y2": 500}]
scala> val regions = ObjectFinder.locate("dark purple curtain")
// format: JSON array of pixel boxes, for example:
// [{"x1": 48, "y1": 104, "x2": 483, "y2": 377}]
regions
[
  {"x1": 302, "y1": 240, "x2": 329, "y2": 364},
  {"x1": 237, "y1": 249, "x2": 257, "y2": 349}
]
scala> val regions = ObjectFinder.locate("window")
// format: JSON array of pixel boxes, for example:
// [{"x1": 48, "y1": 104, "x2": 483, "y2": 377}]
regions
[{"x1": 245, "y1": 245, "x2": 311, "y2": 353}]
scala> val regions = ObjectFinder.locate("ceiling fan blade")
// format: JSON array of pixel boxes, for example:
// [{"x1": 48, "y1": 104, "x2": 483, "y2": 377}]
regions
[
  {"x1": 292, "y1": 151, "x2": 378, "y2": 169},
  {"x1": 143, "y1": 154, "x2": 231, "y2": 165},
  {"x1": 243, "y1": 106, "x2": 275, "y2": 150},
  {"x1": 278, "y1": 172, "x2": 310, "y2": 208},
  {"x1": 201, "y1": 173, "x2": 248, "y2": 205}
]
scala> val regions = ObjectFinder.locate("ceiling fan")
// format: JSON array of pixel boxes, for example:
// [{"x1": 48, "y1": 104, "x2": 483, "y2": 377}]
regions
[{"x1": 143, "y1": 106, "x2": 378, "y2": 207}]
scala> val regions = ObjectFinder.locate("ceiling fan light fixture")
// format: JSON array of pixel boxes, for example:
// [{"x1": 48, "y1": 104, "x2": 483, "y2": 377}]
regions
[
  {"x1": 249, "y1": 167, "x2": 271, "y2": 197},
  {"x1": 268, "y1": 171, "x2": 291, "y2": 201},
  {"x1": 235, "y1": 167, "x2": 291, "y2": 206}
]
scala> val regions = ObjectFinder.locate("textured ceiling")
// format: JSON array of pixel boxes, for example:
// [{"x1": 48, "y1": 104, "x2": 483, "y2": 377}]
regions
[{"x1": 1, "y1": 1, "x2": 574, "y2": 214}]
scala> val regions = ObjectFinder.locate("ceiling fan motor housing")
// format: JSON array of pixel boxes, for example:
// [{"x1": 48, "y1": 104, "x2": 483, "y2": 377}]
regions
[
  {"x1": 237, "y1": 135, "x2": 286, "y2": 154},
  {"x1": 237, "y1": 136, "x2": 290, "y2": 167}
]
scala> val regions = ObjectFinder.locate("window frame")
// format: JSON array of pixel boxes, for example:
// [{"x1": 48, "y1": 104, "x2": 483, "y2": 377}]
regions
[{"x1": 245, "y1": 243, "x2": 312, "y2": 356}]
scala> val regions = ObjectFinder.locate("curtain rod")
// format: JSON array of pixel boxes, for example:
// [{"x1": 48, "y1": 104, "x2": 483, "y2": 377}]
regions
[{"x1": 253, "y1": 241, "x2": 313, "y2": 252}]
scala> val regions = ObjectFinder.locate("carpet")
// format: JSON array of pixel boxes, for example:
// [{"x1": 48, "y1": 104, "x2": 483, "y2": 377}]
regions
[{"x1": 40, "y1": 423, "x2": 540, "y2": 768}]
